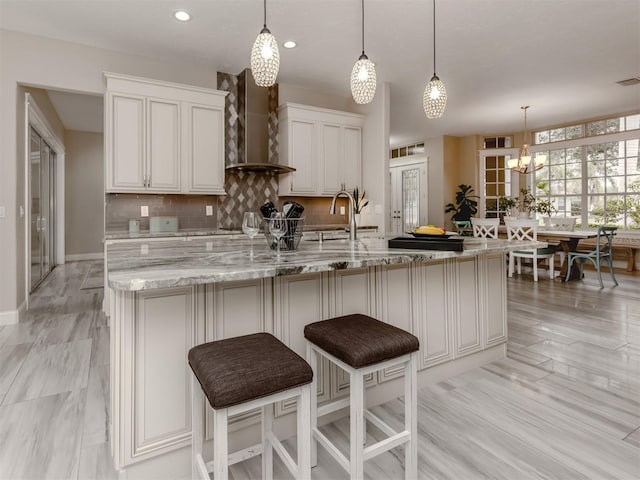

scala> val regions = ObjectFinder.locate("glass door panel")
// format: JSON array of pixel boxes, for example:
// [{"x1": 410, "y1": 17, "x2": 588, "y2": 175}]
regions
[
  {"x1": 402, "y1": 168, "x2": 420, "y2": 232},
  {"x1": 41, "y1": 143, "x2": 51, "y2": 276},
  {"x1": 30, "y1": 127, "x2": 42, "y2": 290},
  {"x1": 29, "y1": 127, "x2": 56, "y2": 292}
]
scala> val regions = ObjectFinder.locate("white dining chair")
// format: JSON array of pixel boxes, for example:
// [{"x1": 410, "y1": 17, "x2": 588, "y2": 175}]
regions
[
  {"x1": 504, "y1": 218, "x2": 556, "y2": 282},
  {"x1": 471, "y1": 217, "x2": 499, "y2": 239}
]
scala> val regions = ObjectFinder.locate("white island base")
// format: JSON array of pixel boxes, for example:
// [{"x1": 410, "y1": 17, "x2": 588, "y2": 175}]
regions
[{"x1": 105, "y1": 235, "x2": 524, "y2": 479}]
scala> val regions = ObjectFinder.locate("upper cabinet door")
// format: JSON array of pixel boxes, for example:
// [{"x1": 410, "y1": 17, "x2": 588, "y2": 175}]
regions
[
  {"x1": 147, "y1": 98, "x2": 181, "y2": 192},
  {"x1": 320, "y1": 123, "x2": 342, "y2": 194},
  {"x1": 106, "y1": 93, "x2": 146, "y2": 192},
  {"x1": 287, "y1": 119, "x2": 318, "y2": 195},
  {"x1": 342, "y1": 126, "x2": 362, "y2": 192},
  {"x1": 105, "y1": 73, "x2": 227, "y2": 195},
  {"x1": 182, "y1": 103, "x2": 225, "y2": 195},
  {"x1": 278, "y1": 103, "x2": 363, "y2": 197}
]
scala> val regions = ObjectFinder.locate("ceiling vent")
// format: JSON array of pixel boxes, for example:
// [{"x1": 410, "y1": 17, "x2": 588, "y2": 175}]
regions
[{"x1": 616, "y1": 77, "x2": 640, "y2": 86}]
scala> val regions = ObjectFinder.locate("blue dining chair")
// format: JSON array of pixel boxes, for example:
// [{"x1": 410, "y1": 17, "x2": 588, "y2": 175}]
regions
[
  {"x1": 565, "y1": 226, "x2": 618, "y2": 288},
  {"x1": 453, "y1": 220, "x2": 472, "y2": 236}
]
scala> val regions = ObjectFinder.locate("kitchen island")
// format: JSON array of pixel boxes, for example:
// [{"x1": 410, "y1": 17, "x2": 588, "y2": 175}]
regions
[{"x1": 106, "y1": 235, "x2": 541, "y2": 478}]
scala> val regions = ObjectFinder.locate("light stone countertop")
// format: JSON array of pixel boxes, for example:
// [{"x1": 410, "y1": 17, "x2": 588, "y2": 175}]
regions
[
  {"x1": 104, "y1": 224, "x2": 378, "y2": 241},
  {"x1": 106, "y1": 235, "x2": 545, "y2": 291}
]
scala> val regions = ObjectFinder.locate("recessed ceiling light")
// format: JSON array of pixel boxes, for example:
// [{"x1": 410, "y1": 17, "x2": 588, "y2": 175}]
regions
[
  {"x1": 283, "y1": 40, "x2": 297, "y2": 49},
  {"x1": 174, "y1": 10, "x2": 191, "y2": 22}
]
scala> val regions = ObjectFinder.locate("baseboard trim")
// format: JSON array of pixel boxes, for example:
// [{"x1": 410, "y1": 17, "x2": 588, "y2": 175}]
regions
[
  {"x1": 65, "y1": 252, "x2": 104, "y2": 262},
  {"x1": 0, "y1": 300, "x2": 26, "y2": 325}
]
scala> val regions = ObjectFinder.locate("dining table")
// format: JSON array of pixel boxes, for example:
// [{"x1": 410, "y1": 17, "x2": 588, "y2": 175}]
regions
[{"x1": 535, "y1": 229, "x2": 602, "y2": 281}]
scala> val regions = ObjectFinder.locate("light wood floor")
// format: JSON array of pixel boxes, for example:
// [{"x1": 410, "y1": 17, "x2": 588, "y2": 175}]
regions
[{"x1": 0, "y1": 262, "x2": 638, "y2": 479}]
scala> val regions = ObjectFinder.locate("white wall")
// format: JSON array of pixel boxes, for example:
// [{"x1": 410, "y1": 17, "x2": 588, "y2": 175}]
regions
[
  {"x1": 278, "y1": 83, "x2": 354, "y2": 112},
  {"x1": 0, "y1": 29, "x2": 218, "y2": 318},
  {"x1": 65, "y1": 130, "x2": 104, "y2": 257},
  {"x1": 425, "y1": 136, "x2": 445, "y2": 228},
  {"x1": 356, "y1": 83, "x2": 391, "y2": 233}
]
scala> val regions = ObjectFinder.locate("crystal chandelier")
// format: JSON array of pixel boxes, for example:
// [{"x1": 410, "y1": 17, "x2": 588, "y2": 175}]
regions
[
  {"x1": 423, "y1": 0, "x2": 447, "y2": 118},
  {"x1": 507, "y1": 106, "x2": 547, "y2": 174},
  {"x1": 250, "y1": 0, "x2": 280, "y2": 87},
  {"x1": 350, "y1": 0, "x2": 376, "y2": 104}
]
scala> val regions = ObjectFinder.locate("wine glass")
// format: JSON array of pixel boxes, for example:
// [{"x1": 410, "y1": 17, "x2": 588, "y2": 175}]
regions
[
  {"x1": 269, "y1": 212, "x2": 287, "y2": 258},
  {"x1": 242, "y1": 212, "x2": 261, "y2": 257}
]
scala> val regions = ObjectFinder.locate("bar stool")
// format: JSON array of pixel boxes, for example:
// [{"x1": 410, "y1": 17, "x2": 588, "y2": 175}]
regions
[
  {"x1": 189, "y1": 332, "x2": 313, "y2": 480},
  {"x1": 304, "y1": 314, "x2": 420, "y2": 480}
]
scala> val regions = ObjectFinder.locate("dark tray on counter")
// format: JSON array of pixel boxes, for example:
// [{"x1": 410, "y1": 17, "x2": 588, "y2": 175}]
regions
[{"x1": 388, "y1": 236, "x2": 464, "y2": 251}]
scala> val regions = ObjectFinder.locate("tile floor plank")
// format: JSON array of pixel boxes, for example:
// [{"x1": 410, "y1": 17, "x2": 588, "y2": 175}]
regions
[{"x1": 0, "y1": 261, "x2": 638, "y2": 479}]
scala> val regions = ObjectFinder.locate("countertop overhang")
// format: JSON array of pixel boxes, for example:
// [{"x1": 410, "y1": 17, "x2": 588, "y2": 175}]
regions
[{"x1": 106, "y1": 236, "x2": 546, "y2": 291}]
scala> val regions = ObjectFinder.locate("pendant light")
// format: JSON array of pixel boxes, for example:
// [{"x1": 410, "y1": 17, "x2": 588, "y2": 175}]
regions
[
  {"x1": 250, "y1": 0, "x2": 280, "y2": 87},
  {"x1": 423, "y1": 0, "x2": 447, "y2": 118},
  {"x1": 350, "y1": 0, "x2": 376, "y2": 104},
  {"x1": 507, "y1": 106, "x2": 547, "y2": 174}
]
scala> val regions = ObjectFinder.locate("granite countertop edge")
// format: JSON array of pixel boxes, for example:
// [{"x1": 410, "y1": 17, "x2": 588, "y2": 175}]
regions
[
  {"x1": 104, "y1": 225, "x2": 378, "y2": 240},
  {"x1": 106, "y1": 236, "x2": 545, "y2": 292}
]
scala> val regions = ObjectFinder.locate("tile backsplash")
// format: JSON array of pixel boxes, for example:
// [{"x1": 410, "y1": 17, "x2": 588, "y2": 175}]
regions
[{"x1": 105, "y1": 175, "x2": 351, "y2": 233}]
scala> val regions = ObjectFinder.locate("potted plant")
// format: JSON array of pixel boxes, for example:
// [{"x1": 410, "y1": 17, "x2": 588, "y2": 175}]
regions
[
  {"x1": 353, "y1": 187, "x2": 369, "y2": 225},
  {"x1": 516, "y1": 188, "x2": 536, "y2": 218},
  {"x1": 534, "y1": 197, "x2": 558, "y2": 226},
  {"x1": 499, "y1": 195, "x2": 518, "y2": 218},
  {"x1": 445, "y1": 184, "x2": 479, "y2": 223}
]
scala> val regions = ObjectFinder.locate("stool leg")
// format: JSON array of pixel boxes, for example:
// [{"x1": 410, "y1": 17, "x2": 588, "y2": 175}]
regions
[
  {"x1": 306, "y1": 342, "x2": 318, "y2": 468},
  {"x1": 192, "y1": 373, "x2": 204, "y2": 480},
  {"x1": 213, "y1": 409, "x2": 229, "y2": 480},
  {"x1": 404, "y1": 353, "x2": 418, "y2": 480},
  {"x1": 298, "y1": 386, "x2": 312, "y2": 480},
  {"x1": 262, "y1": 404, "x2": 273, "y2": 480},
  {"x1": 350, "y1": 370, "x2": 365, "y2": 480}
]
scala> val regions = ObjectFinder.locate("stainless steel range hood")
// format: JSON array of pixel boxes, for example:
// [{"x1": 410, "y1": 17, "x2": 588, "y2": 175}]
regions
[{"x1": 218, "y1": 69, "x2": 294, "y2": 174}]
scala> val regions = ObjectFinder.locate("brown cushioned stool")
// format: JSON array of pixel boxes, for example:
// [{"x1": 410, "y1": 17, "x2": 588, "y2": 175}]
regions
[
  {"x1": 304, "y1": 314, "x2": 419, "y2": 480},
  {"x1": 189, "y1": 332, "x2": 312, "y2": 480}
]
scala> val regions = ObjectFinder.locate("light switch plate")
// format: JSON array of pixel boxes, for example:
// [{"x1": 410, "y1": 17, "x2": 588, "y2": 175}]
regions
[
  {"x1": 141, "y1": 244, "x2": 149, "y2": 255},
  {"x1": 0, "y1": 206, "x2": 5, "y2": 218},
  {"x1": 141, "y1": 206, "x2": 149, "y2": 217},
  {"x1": 206, "y1": 241, "x2": 213, "y2": 251},
  {"x1": 206, "y1": 205, "x2": 213, "y2": 216},
  {"x1": 340, "y1": 206, "x2": 346, "y2": 215}
]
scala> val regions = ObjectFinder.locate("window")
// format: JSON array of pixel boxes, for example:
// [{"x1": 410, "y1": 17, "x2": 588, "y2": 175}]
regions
[
  {"x1": 483, "y1": 136, "x2": 512, "y2": 149},
  {"x1": 389, "y1": 142, "x2": 425, "y2": 159},
  {"x1": 534, "y1": 138, "x2": 640, "y2": 228},
  {"x1": 535, "y1": 114, "x2": 640, "y2": 145},
  {"x1": 482, "y1": 154, "x2": 513, "y2": 219}
]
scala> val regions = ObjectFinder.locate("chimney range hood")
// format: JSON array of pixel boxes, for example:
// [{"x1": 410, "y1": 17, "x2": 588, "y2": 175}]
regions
[{"x1": 218, "y1": 69, "x2": 294, "y2": 174}]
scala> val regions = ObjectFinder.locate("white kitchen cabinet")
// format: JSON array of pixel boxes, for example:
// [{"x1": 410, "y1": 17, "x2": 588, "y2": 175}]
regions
[
  {"x1": 453, "y1": 257, "x2": 483, "y2": 357},
  {"x1": 147, "y1": 97, "x2": 181, "y2": 192},
  {"x1": 278, "y1": 103, "x2": 364, "y2": 196},
  {"x1": 329, "y1": 268, "x2": 377, "y2": 397},
  {"x1": 273, "y1": 272, "x2": 331, "y2": 415},
  {"x1": 182, "y1": 102, "x2": 225, "y2": 195},
  {"x1": 111, "y1": 286, "x2": 204, "y2": 468},
  {"x1": 107, "y1": 92, "x2": 146, "y2": 191},
  {"x1": 280, "y1": 117, "x2": 318, "y2": 194},
  {"x1": 105, "y1": 73, "x2": 226, "y2": 194},
  {"x1": 320, "y1": 123, "x2": 362, "y2": 195},
  {"x1": 481, "y1": 253, "x2": 507, "y2": 346},
  {"x1": 415, "y1": 260, "x2": 453, "y2": 369},
  {"x1": 376, "y1": 264, "x2": 417, "y2": 381}
]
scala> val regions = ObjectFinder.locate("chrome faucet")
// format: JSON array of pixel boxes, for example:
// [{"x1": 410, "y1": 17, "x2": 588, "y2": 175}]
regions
[{"x1": 329, "y1": 190, "x2": 357, "y2": 241}]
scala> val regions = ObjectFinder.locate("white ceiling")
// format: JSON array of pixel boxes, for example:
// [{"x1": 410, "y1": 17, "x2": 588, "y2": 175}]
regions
[{"x1": 2, "y1": 0, "x2": 639, "y2": 146}]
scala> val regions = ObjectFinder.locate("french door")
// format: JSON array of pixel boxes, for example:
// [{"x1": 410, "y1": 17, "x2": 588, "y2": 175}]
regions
[
  {"x1": 29, "y1": 126, "x2": 56, "y2": 291},
  {"x1": 390, "y1": 163, "x2": 427, "y2": 234}
]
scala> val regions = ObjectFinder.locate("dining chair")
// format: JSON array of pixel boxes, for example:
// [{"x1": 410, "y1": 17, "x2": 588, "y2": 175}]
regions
[
  {"x1": 565, "y1": 226, "x2": 618, "y2": 288},
  {"x1": 453, "y1": 220, "x2": 472, "y2": 236},
  {"x1": 471, "y1": 217, "x2": 499, "y2": 239},
  {"x1": 504, "y1": 218, "x2": 556, "y2": 282}
]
